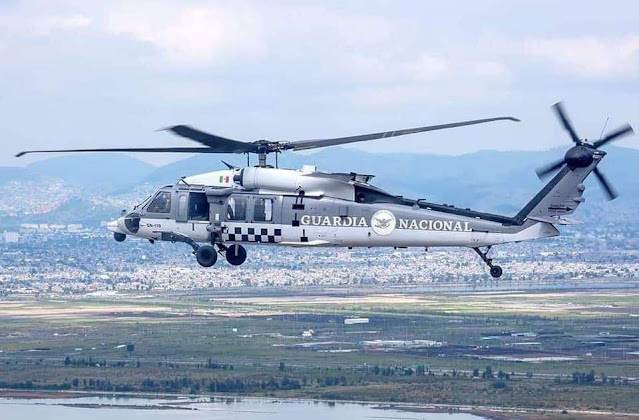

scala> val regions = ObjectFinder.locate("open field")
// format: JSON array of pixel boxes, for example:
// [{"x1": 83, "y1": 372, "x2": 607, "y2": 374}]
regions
[{"x1": 1, "y1": 288, "x2": 639, "y2": 416}]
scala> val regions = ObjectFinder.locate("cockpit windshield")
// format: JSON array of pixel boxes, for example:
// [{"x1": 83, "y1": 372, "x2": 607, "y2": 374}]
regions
[
  {"x1": 133, "y1": 195, "x2": 152, "y2": 211},
  {"x1": 147, "y1": 191, "x2": 172, "y2": 213}
]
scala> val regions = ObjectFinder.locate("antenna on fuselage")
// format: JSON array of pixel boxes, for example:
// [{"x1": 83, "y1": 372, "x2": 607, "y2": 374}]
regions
[
  {"x1": 221, "y1": 160, "x2": 237, "y2": 170},
  {"x1": 598, "y1": 117, "x2": 610, "y2": 142}
]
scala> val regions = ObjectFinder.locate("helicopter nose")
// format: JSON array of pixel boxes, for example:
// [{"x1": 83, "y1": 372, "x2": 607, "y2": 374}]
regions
[{"x1": 107, "y1": 218, "x2": 126, "y2": 234}]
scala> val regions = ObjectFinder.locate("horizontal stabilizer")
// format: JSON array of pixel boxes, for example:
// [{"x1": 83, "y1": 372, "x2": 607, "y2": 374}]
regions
[
  {"x1": 529, "y1": 216, "x2": 583, "y2": 225},
  {"x1": 504, "y1": 222, "x2": 560, "y2": 243}
]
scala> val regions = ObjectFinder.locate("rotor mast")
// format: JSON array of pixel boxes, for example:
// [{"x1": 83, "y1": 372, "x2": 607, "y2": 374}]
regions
[
  {"x1": 254, "y1": 140, "x2": 280, "y2": 167},
  {"x1": 258, "y1": 151, "x2": 267, "y2": 167}
]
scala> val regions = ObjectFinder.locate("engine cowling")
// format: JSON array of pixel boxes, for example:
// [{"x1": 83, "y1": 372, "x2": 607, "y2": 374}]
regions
[
  {"x1": 183, "y1": 167, "x2": 357, "y2": 200},
  {"x1": 240, "y1": 167, "x2": 355, "y2": 199}
]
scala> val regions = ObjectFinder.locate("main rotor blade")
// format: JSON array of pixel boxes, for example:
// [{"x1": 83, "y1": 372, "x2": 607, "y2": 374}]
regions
[
  {"x1": 164, "y1": 125, "x2": 260, "y2": 153},
  {"x1": 288, "y1": 116, "x2": 520, "y2": 151},
  {"x1": 16, "y1": 147, "x2": 220, "y2": 158},
  {"x1": 552, "y1": 102, "x2": 580, "y2": 144},
  {"x1": 535, "y1": 158, "x2": 565, "y2": 179},
  {"x1": 593, "y1": 124, "x2": 634, "y2": 149},
  {"x1": 593, "y1": 167, "x2": 618, "y2": 200}
]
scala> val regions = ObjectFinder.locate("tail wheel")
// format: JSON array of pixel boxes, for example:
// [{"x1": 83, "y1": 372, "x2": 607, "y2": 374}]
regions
[
  {"x1": 226, "y1": 244, "x2": 247, "y2": 266},
  {"x1": 196, "y1": 245, "x2": 217, "y2": 267}
]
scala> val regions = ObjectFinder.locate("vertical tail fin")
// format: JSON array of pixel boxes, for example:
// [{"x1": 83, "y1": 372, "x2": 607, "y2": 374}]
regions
[{"x1": 515, "y1": 150, "x2": 605, "y2": 223}]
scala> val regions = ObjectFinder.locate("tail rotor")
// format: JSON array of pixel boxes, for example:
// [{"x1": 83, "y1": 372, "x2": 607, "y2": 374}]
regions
[{"x1": 535, "y1": 102, "x2": 634, "y2": 200}]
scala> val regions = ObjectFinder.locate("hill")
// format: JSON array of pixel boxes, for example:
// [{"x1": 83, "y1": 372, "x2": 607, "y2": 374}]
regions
[
  {"x1": 1, "y1": 146, "x2": 637, "y2": 226},
  {"x1": 6, "y1": 154, "x2": 155, "y2": 189}
]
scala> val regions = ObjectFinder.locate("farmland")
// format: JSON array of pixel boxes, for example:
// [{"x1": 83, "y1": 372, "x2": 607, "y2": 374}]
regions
[{"x1": 1, "y1": 288, "x2": 639, "y2": 416}]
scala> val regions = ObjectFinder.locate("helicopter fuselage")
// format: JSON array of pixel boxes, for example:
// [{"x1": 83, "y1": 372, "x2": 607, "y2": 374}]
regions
[
  {"x1": 107, "y1": 164, "x2": 570, "y2": 277},
  {"x1": 116, "y1": 191, "x2": 510, "y2": 249}
]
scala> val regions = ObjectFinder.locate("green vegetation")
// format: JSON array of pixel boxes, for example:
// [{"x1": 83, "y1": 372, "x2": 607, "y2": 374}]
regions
[{"x1": 1, "y1": 289, "x2": 639, "y2": 413}]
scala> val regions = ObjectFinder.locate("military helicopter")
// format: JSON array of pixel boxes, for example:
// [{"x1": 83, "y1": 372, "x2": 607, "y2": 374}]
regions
[{"x1": 16, "y1": 103, "x2": 633, "y2": 277}]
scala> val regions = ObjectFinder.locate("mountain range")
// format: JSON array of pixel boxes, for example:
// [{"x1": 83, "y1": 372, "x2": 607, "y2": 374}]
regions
[
  {"x1": 0, "y1": 154, "x2": 156, "y2": 189},
  {"x1": 1, "y1": 146, "x2": 638, "y2": 227}
]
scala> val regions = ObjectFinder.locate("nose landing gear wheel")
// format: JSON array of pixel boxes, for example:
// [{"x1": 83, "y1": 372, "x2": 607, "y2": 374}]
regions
[
  {"x1": 196, "y1": 245, "x2": 218, "y2": 267},
  {"x1": 226, "y1": 244, "x2": 247, "y2": 266},
  {"x1": 490, "y1": 265, "x2": 503, "y2": 278}
]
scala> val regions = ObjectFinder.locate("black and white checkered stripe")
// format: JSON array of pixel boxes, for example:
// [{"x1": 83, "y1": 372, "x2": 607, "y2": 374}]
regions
[{"x1": 223, "y1": 226, "x2": 282, "y2": 244}]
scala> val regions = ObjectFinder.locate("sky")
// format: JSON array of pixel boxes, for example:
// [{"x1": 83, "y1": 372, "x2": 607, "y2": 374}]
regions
[{"x1": 2, "y1": 0, "x2": 639, "y2": 166}]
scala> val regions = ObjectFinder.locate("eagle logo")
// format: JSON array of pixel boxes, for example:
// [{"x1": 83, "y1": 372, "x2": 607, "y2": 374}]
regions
[
  {"x1": 371, "y1": 210, "x2": 396, "y2": 236},
  {"x1": 374, "y1": 217, "x2": 393, "y2": 229}
]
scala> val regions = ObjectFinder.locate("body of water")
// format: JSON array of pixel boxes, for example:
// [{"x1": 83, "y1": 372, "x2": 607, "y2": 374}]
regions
[{"x1": 0, "y1": 396, "x2": 485, "y2": 419}]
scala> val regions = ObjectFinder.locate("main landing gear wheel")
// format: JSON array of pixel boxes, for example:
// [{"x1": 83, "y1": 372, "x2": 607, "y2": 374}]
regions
[
  {"x1": 226, "y1": 244, "x2": 247, "y2": 266},
  {"x1": 113, "y1": 232, "x2": 126, "y2": 242},
  {"x1": 473, "y1": 246, "x2": 503, "y2": 278},
  {"x1": 196, "y1": 245, "x2": 218, "y2": 267}
]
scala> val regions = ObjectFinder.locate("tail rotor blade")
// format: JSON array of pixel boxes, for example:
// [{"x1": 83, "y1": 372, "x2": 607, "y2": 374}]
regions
[
  {"x1": 552, "y1": 102, "x2": 581, "y2": 144},
  {"x1": 536, "y1": 159, "x2": 566, "y2": 179},
  {"x1": 593, "y1": 167, "x2": 618, "y2": 200},
  {"x1": 593, "y1": 124, "x2": 634, "y2": 149}
]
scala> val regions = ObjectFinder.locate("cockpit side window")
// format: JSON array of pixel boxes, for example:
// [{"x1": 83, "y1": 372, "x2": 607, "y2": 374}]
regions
[
  {"x1": 147, "y1": 191, "x2": 172, "y2": 213},
  {"x1": 227, "y1": 196, "x2": 247, "y2": 220},
  {"x1": 254, "y1": 198, "x2": 273, "y2": 222}
]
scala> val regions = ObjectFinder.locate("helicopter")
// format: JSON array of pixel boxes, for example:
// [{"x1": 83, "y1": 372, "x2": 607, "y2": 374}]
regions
[{"x1": 16, "y1": 102, "x2": 634, "y2": 277}]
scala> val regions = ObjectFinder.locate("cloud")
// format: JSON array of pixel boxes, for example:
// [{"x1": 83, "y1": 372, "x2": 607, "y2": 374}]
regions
[
  {"x1": 0, "y1": 13, "x2": 92, "y2": 36},
  {"x1": 472, "y1": 61, "x2": 510, "y2": 78},
  {"x1": 522, "y1": 36, "x2": 639, "y2": 79},
  {"x1": 103, "y1": 1, "x2": 266, "y2": 67},
  {"x1": 1, "y1": 0, "x2": 638, "y2": 164},
  {"x1": 338, "y1": 53, "x2": 513, "y2": 109},
  {"x1": 40, "y1": 14, "x2": 91, "y2": 31},
  {"x1": 404, "y1": 54, "x2": 450, "y2": 81}
]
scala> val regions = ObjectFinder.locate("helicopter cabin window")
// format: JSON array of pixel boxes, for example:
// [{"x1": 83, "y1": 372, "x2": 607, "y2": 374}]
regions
[
  {"x1": 177, "y1": 195, "x2": 188, "y2": 220},
  {"x1": 253, "y1": 198, "x2": 273, "y2": 222},
  {"x1": 188, "y1": 192, "x2": 209, "y2": 221},
  {"x1": 227, "y1": 196, "x2": 247, "y2": 221},
  {"x1": 147, "y1": 191, "x2": 172, "y2": 213}
]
